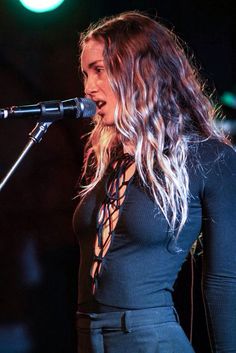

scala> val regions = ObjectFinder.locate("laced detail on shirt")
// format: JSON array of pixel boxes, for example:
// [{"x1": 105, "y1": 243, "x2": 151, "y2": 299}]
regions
[{"x1": 90, "y1": 153, "x2": 135, "y2": 294}]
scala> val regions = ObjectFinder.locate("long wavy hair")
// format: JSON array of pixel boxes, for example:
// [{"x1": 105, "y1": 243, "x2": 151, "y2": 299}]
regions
[{"x1": 79, "y1": 11, "x2": 225, "y2": 234}]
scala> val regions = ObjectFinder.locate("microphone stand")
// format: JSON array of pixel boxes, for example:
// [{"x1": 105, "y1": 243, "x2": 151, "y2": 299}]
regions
[{"x1": 0, "y1": 120, "x2": 53, "y2": 192}]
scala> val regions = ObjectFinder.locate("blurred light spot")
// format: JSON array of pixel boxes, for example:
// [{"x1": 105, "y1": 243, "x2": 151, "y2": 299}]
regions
[
  {"x1": 221, "y1": 91, "x2": 236, "y2": 109},
  {"x1": 0, "y1": 324, "x2": 32, "y2": 353},
  {"x1": 21, "y1": 239, "x2": 42, "y2": 285},
  {"x1": 19, "y1": 0, "x2": 65, "y2": 13},
  {"x1": 216, "y1": 119, "x2": 236, "y2": 135}
]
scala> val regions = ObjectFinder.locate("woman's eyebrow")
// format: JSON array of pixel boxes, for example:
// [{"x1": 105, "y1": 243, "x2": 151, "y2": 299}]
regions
[
  {"x1": 88, "y1": 60, "x2": 104, "y2": 69},
  {"x1": 81, "y1": 60, "x2": 104, "y2": 75}
]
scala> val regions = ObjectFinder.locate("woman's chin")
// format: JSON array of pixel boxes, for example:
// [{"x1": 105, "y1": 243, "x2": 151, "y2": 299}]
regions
[{"x1": 101, "y1": 115, "x2": 115, "y2": 126}]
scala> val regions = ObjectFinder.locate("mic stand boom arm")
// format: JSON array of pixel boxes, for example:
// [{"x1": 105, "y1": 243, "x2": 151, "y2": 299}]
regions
[{"x1": 0, "y1": 120, "x2": 53, "y2": 192}]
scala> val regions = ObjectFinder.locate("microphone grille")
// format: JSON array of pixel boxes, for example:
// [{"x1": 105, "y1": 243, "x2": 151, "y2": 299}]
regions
[{"x1": 78, "y1": 98, "x2": 96, "y2": 118}]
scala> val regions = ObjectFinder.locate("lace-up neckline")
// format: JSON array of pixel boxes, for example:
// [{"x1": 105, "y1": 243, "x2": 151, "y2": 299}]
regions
[{"x1": 90, "y1": 153, "x2": 135, "y2": 293}]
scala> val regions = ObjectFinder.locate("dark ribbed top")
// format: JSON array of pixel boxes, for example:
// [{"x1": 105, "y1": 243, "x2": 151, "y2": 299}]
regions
[{"x1": 73, "y1": 139, "x2": 236, "y2": 352}]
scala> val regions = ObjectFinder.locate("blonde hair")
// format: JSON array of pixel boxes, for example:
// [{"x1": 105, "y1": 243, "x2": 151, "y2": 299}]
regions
[{"x1": 79, "y1": 11, "x2": 225, "y2": 234}]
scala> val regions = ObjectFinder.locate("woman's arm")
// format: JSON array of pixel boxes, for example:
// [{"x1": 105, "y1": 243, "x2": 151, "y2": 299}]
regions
[{"x1": 201, "y1": 142, "x2": 236, "y2": 352}]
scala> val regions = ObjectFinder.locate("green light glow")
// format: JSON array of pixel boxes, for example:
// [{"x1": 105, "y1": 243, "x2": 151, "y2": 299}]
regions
[
  {"x1": 221, "y1": 92, "x2": 236, "y2": 109},
  {"x1": 19, "y1": 0, "x2": 65, "y2": 13}
]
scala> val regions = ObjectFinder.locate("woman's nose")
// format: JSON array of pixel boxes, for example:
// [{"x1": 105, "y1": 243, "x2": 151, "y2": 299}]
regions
[{"x1": 84, "y1": 76, "x2": 98, "y2": 96}]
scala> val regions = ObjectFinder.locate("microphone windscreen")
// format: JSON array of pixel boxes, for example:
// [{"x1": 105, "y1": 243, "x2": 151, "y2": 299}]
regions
[{"x1": 77, "y1": 98, "x2": 96, "y2": 118}]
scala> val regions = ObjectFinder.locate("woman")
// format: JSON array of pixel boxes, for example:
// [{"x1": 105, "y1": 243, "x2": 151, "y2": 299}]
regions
[{"x1": 73, "y1": 11, "x2": 236, "y2": 353}]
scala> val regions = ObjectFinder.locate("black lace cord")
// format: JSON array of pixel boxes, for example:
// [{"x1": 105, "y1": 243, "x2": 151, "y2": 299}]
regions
[
  {"x1": 105, "y1": 153, "x2": 134, "y2": 199},
  {"x1": 91, "y1": 154, "x2": 134, "y2": 292}
]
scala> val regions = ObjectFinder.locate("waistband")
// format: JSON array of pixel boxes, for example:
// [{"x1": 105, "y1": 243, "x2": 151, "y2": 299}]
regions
[
  {"x1": 79, "y1": 291, "x2": 173, "y2": 313},
  {"x1": 77, "y1": 306, "x2": 179, "y2": 333}
]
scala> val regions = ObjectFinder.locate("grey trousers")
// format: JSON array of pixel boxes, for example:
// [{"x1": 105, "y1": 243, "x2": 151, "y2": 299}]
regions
[{"x1": 76, "y1": 306, "x2": 195, "y2": 353}]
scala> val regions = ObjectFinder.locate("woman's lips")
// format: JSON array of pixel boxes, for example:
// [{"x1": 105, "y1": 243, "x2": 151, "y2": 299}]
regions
[{"x1": 96, "y1": 101, "x2": 106, "y2": 115}]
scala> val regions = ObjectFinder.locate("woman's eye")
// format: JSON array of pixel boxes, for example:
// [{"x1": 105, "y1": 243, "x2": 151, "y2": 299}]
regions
[{"x1": 95, "y1": 66, "x2": 104, "y2": 73}]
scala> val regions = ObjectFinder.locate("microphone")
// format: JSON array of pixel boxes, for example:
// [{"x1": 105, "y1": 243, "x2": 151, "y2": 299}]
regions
[{"x1": 0, "y1": 97, "x2": 96, "y2": 121}]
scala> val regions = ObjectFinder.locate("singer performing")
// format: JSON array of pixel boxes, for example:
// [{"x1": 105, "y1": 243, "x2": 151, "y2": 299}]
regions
[{"x1": 72, "y1": 11, "x2": 236, "y2": 353}]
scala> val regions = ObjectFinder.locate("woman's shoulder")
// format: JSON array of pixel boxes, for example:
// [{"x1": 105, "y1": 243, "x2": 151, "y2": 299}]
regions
[
  {"x1": 187, "y1": 138, "x2": 236, "y2": 187},
  {"x1": 188, "y1": 137, "x2": 236, "y2": 166}
]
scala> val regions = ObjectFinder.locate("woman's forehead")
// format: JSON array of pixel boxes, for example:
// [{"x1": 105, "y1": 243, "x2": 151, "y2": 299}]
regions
[{"x1": 81, "y1": 39, "x2": 105, "y2": 68}]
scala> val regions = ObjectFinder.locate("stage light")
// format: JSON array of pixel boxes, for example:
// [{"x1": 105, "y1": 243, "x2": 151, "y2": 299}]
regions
[
  {"x1": 19, "y1": 0, "x2": 65, "y2": 13},
  {"x1": 221, "y1": 92, "x2": 236, "y2": 110}
]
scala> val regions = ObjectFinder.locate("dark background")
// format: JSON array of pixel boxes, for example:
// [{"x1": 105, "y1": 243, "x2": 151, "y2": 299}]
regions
[{"x1": 0, "y1": 1, "x2": 235, "y2": 352}]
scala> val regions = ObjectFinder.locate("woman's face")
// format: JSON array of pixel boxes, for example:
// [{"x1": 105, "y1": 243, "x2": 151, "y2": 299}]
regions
[{"x1": 81, "y1": 38, "x2": 117, "y2": 126}]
